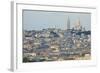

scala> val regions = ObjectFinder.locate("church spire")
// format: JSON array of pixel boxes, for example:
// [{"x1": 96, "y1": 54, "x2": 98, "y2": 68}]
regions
[{"x1": 67, "y1": 16, "x2": 70, "y2": 30}]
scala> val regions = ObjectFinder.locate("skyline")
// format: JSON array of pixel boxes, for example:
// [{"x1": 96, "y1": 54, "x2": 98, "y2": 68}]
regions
[{"x1": 23, "y1": 10, "x2": 91, "y2": 31}]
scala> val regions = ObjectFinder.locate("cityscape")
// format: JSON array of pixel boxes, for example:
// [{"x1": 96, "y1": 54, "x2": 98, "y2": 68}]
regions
[{"x1": 23, "y1": 11, "x2": 91, "y2": 62}]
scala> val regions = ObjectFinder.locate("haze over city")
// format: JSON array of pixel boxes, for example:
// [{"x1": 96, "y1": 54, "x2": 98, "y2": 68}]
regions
[{"x1": 23, "y1": 10, "x2": 91, "y2": 31}]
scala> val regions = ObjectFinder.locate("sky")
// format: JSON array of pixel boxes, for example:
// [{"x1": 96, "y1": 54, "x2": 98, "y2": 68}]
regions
[{"x1": 23, "y1": 10, "x2": 91, "y2": 31}]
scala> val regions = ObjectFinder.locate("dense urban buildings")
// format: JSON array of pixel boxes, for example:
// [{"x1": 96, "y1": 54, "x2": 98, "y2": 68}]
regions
[{"x1": 23, "y1": 18, "x2": 91, "y2": 62}]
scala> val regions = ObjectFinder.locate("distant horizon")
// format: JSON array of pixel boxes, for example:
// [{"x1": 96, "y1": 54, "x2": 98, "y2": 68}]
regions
[
  {"x1": 23, "y1": 27, "x2": 91, "y2": 31},
  {"x1": 23, "y1": 10, "x2": 91, "y2": 31}
]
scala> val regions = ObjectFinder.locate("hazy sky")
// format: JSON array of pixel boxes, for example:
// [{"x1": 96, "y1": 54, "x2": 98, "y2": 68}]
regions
[{"x1": 23, "y1": 10, "x2": 91, "y2": 31}]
